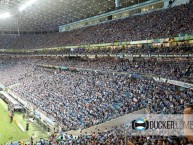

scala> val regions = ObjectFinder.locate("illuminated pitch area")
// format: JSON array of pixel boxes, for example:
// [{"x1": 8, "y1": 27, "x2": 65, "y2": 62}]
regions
[
  {"x1": 0, "y1": 99, "x2": 48, "y2": 144},
  {"x1": 0, "y1": 99, "x2": 29, "y2": 144}
]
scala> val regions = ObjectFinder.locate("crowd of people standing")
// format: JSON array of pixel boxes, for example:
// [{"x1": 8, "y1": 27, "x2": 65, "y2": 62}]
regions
[{"x1": 0, "y1": 3, "x2": 192, "y2": 50}]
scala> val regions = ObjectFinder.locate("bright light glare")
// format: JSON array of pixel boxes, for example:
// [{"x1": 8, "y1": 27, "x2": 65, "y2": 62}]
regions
[
  {"x1": 19, "y1": 0, "x2": 37, "y2": 11},
  {"x1": 0, "y1": 12, "x2": 11, "y2": 19}
]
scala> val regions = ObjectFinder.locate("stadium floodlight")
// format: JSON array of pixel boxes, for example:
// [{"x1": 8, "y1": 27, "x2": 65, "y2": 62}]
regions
[
  {"x1": 0, "y1": 12, "x2": 11, "y2": 19},
  {"x1": 19, "y1": 0, "x2": 37, "y2": 12}
]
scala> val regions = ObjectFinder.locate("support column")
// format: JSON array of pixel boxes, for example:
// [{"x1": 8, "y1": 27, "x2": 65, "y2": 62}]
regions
[
  {"x1": 115, "y1": 0, "x2": 121, "y2": 9},
  {"x1": 16, "y1": 18, "x2": 20, "y2": 36}
]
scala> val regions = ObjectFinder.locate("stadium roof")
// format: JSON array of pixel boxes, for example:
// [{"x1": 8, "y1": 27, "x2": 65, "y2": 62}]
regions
[{"x1": 0, "y1": 0, "x2": 147, "y2": 32}]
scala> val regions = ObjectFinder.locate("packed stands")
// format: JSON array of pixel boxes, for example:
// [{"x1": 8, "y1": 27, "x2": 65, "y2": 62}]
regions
[
  {"x1": 0, "y1": 2, "x2": 193, "y2": 145},
  {"x1": 0, "y1": 57, "x2": 192, "y2": 131},
  {"x1": 0, "y1": 3, "x2": 192, "y2": 49}
]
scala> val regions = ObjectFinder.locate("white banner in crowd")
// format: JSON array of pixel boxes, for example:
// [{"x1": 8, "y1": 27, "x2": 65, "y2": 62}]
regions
[
  {"x1": 153, "y1": 77, "x2": 193, "y2": 89},
  {"x1": 167, "y1": 80, "x2": 193, "y2": 90}
]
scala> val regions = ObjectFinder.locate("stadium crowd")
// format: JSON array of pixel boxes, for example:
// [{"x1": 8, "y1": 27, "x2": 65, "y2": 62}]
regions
[
  {"x1": 1, "y1": 56, "x2": 192, "y2": 85},
  {"x1": 0, "y1": 57, "x2": 192, "y2": 128},
  {"x1": 35, "y1": 57, "x2": 193, "y2": 83},
  {"x1": 0, "y1": 54, "x2": 192, "y2": 145},
  {"x1": 12, "y1": 68, "x2": 192, "y2": 128},
  {"x1": 0, "y1": 2, "x2": 192, "y2": 144},
  {"x1": 0, "y1": 3, "x2": 192, "y2": 49},
  {"x1": 13, "y1": 68, "x2": 147, "y2": 129}
]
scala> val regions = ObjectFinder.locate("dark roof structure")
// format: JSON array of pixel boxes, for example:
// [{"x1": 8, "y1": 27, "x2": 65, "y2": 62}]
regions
[{"x1": 0, "y1": 0, "x2": 147, "y2": 32}]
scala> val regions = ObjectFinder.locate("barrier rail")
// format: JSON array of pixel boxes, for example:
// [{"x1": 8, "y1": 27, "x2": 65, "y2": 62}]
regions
[{"x1": 1, "y1": 53, "x2": 193, "y2": 59}]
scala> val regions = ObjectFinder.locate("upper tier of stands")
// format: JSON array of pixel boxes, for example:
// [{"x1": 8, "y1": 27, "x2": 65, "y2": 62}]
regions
[{"x1": 0, "y1": 3, "x2": 192, "y2": 50}]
